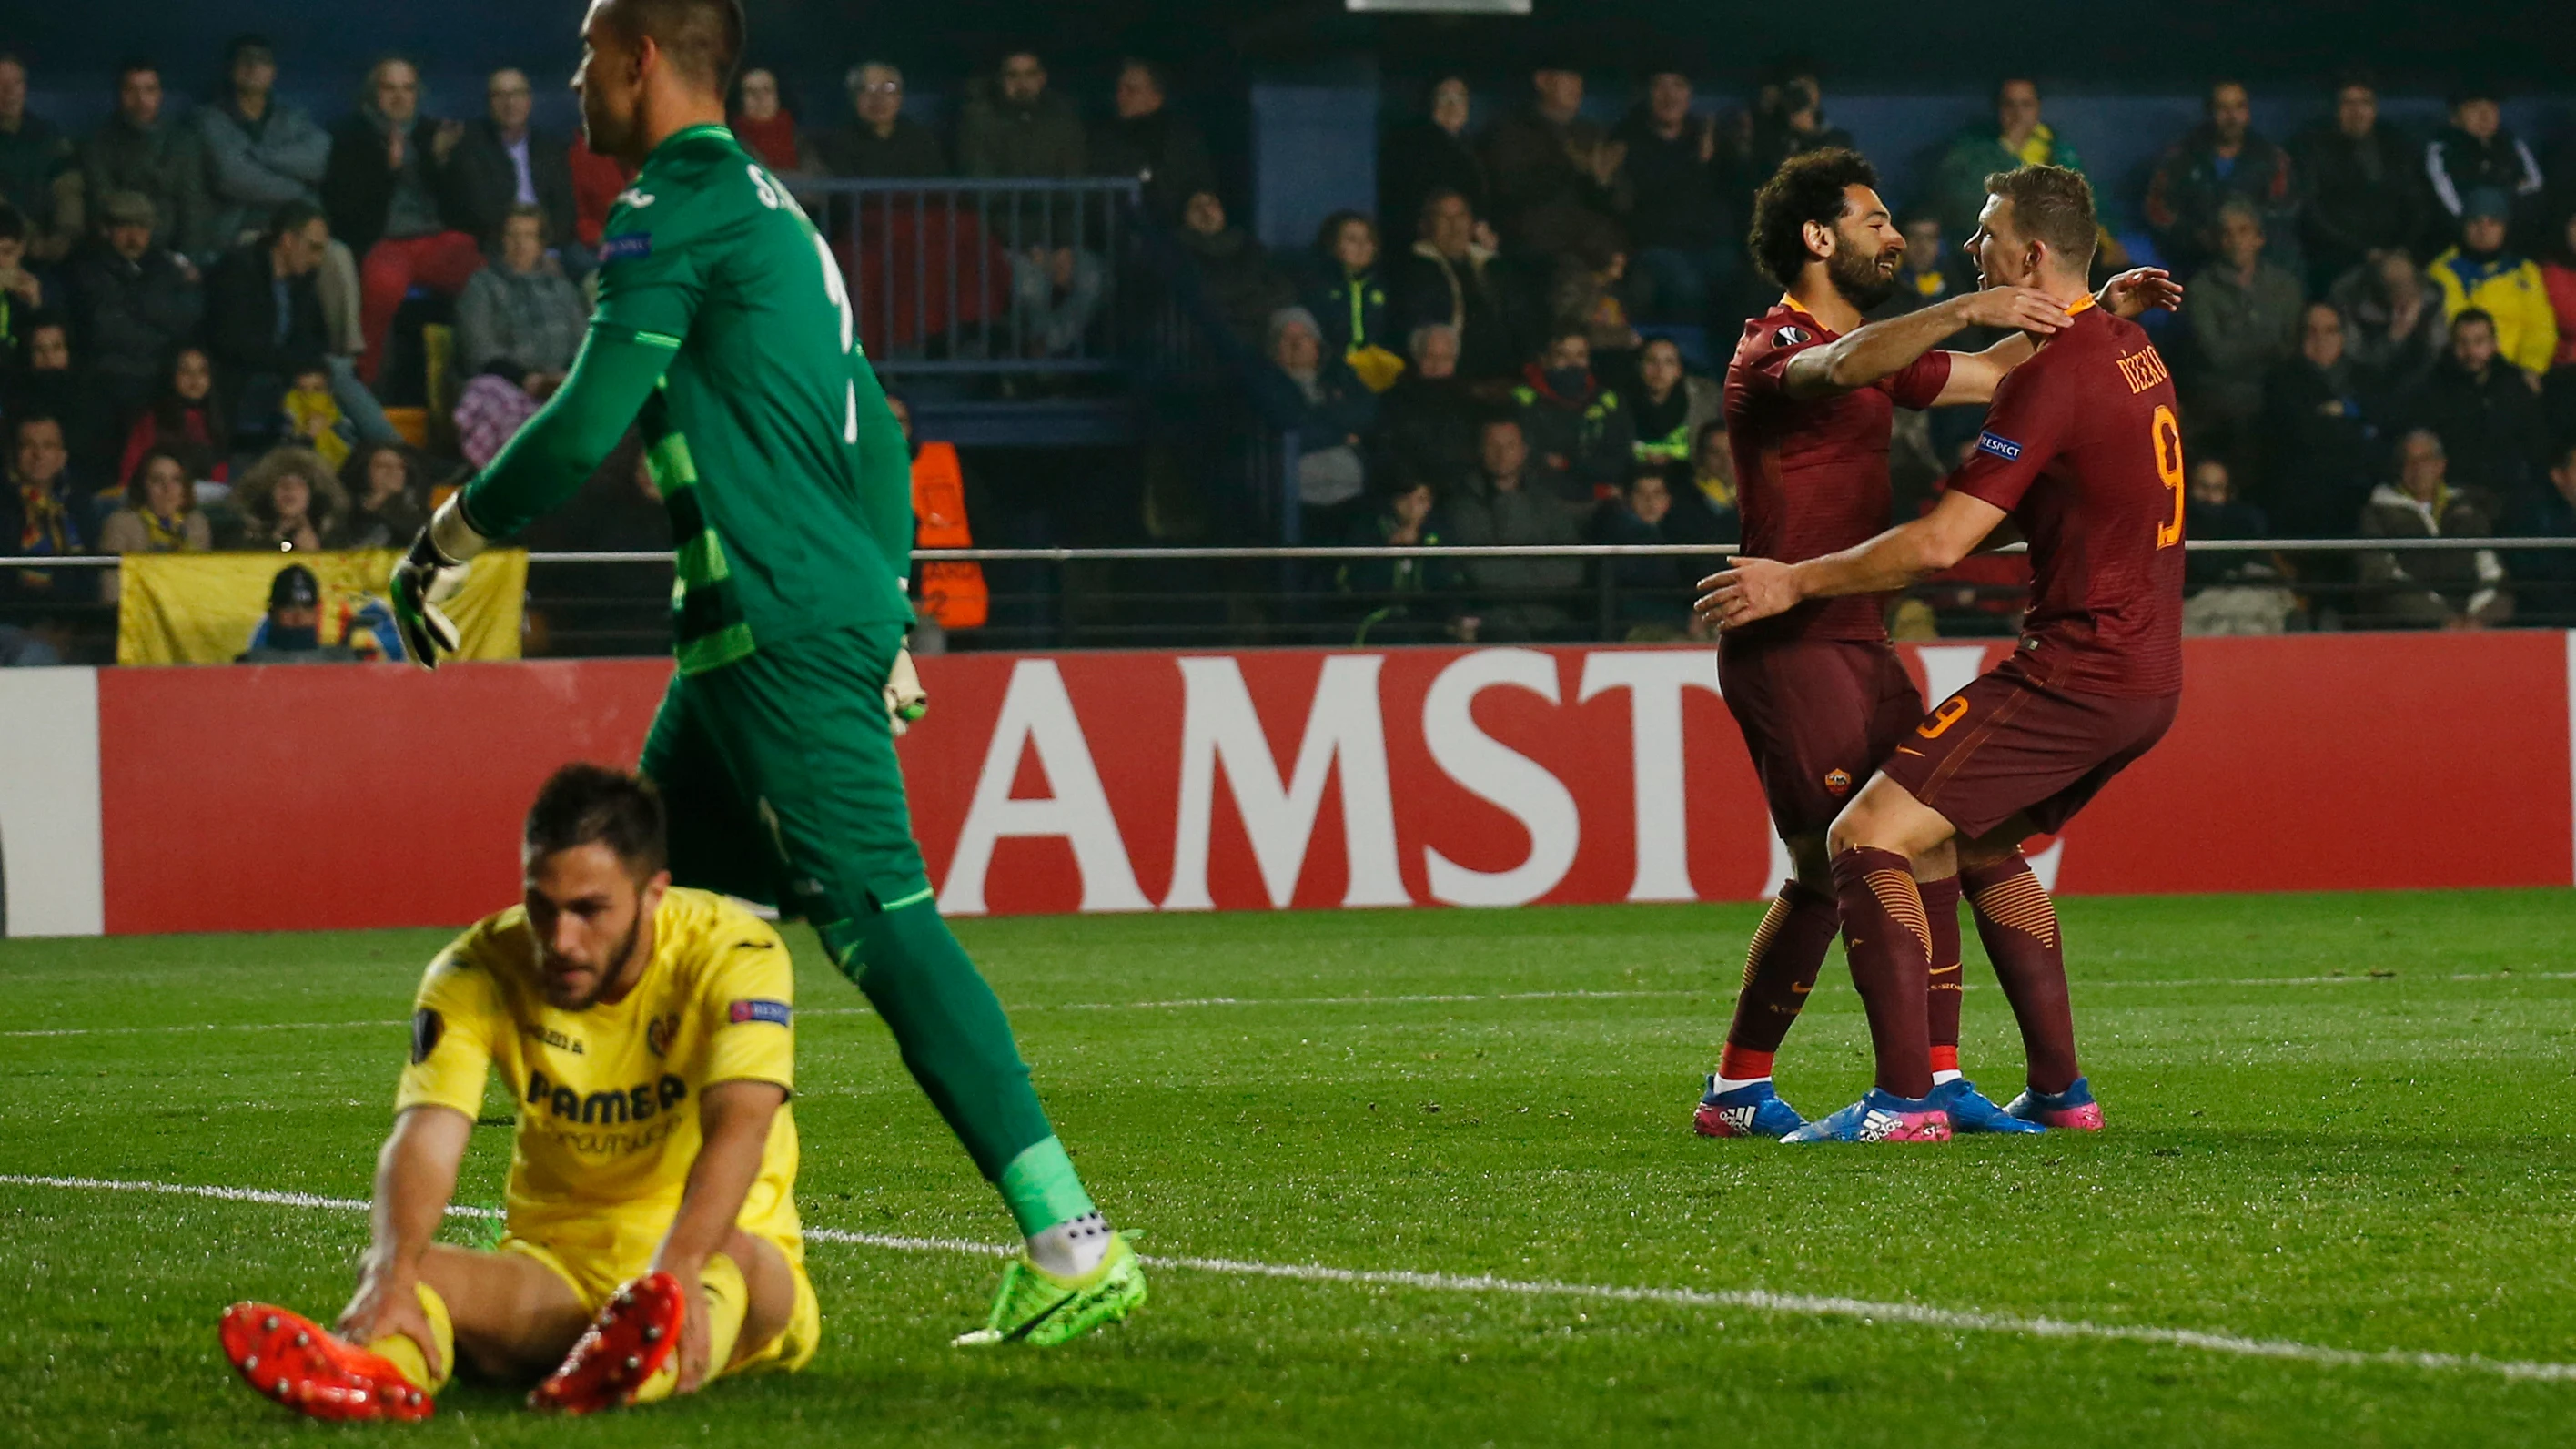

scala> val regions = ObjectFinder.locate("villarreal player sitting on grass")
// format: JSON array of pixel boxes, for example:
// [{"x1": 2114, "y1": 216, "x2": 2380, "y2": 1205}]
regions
[{"x1": 219, "y1": 764, "x2": 818, "y2": 1422}]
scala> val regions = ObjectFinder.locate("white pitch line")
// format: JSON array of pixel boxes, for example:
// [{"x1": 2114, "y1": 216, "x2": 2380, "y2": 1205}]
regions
[
  {"x1": 9, "y1": 971, "x2": 2574, "y2": 1040},
  {"x1": 3, "y1": 1173, "x2": 2570, "y2": 1384}
]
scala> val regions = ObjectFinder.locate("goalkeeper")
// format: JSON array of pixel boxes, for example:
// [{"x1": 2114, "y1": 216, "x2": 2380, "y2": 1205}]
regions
[{"x1": 390, "y1": 0, "x2": 1140, "y2": 1345}]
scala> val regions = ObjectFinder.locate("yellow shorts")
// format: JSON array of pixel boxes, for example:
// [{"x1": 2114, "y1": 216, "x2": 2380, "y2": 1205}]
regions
[{"x1": 500, "y1": 1233, "x2": 822, "y2": 1375}]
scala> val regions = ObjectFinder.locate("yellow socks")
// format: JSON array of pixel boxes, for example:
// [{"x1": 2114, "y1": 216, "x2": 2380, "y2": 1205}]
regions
[
  {"x1": 365, "y1": 1280, "x2": 456, "y2": 1394},
  {"x1": 630, "y1": 1253, "x2": 750, "y2": 1403}
]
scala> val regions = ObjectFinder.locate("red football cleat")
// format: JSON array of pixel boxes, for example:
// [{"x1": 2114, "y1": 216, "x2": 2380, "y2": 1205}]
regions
[
  {"x1": 218, "y1": 1302, "x2": 433, "y2": 1422},
  {"x1": 529, "y1": 1271, "x2": 685, "y2": 1415}
]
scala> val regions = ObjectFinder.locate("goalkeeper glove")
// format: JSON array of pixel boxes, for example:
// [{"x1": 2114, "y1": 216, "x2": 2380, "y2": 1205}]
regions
[
  {"x1": 886, "y1": 645, "x2": 929, "y2": 736},
  {"x1": 389, "y1": 497, "x2": 490, "y2": 670}
]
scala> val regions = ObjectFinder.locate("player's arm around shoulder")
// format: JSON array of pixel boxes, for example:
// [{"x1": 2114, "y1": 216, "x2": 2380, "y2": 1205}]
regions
[{"x1": 1783, "y1": 287, "x2": 2072, "y2": 400}]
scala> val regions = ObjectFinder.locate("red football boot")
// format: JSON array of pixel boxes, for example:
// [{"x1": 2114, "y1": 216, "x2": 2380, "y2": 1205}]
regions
[
  {"x1": 218, "y1": 1302, "x2": 433, "y2": 1422},
  {"x1": 529, "y1": 1271, "x2": 685, "y2": 1415}
]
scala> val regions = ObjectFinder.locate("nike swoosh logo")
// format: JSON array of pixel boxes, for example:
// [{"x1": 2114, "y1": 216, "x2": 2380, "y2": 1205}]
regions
[
  {"x1": 1895, "y1": 747, "x2": 1924, "y2": 757},
  {"x1": 1789, "y1": 983, "x2": 1813, "y2": 994}
]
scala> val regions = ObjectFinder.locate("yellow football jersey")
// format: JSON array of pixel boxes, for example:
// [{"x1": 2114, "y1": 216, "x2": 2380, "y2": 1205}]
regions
[{"x1": 398, "y1": 887, "x2": 803, "y2": 1275}]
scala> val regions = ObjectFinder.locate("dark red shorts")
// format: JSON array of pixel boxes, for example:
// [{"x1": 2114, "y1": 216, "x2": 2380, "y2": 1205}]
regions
[
  {"x1": 1879, "y1": 663, "x2": 2178, "y2": 841},
  {"x1": 1718, "y1": 634, "x2": 1924, "y2": 838}
]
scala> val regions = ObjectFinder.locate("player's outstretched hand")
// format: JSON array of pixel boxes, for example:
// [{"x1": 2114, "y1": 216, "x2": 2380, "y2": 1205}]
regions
[
  {"x1": 389, "y1": 531, "x2": 469, "y2": 669},
  {"x1": 335, "y1": 1268, "x2": 444, "y2": 1383},
  {"x1": 885, "y1": 645, "x2": 929, "y2": 736},
  {"x1": 1695, "y1": 558, "x2": 1800, "y2": 631},
  {"x1": 673, "y1": 1274, "x2": 712, "y2": 1394},
  {"x1": 1957, "y1": 285, "x2": 2074, "y2": 336},
  {"x1": 2101, "y1": 266, "x2": 2183, "y2": 319}
]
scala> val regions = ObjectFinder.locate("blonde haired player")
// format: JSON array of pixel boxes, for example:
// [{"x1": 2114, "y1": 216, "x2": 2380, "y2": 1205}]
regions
[{"x1": 219, "y1": 764, "x2": 818, "y2": 1420}]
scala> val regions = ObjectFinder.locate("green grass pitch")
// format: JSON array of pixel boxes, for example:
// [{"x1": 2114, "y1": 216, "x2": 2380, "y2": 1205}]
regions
[{"x1": 4, "y1": 890, "x2": 2575, "y2": 1446}]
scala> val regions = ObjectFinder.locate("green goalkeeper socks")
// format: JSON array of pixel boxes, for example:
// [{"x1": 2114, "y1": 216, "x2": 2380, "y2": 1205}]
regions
[{"x1": 841, "y1": 900, "x2": 1098, "y2": 1235}]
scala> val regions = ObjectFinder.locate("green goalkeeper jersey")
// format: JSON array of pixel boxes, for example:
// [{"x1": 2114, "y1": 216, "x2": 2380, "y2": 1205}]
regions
[{"x1": 461, "y1": 124, "x2": 914, "y2": 673}]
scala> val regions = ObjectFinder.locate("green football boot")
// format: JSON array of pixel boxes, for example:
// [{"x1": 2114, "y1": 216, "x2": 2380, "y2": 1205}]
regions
[{"x1": 953, "y1": 1232, "x2": 1148, "y2": 1346}]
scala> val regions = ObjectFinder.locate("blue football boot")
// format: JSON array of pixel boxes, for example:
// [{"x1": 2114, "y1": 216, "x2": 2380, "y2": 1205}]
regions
[
  {"x1": 1932, "y1": 1077, "x2": 2047, "y2": 1134},
  {"x1": 2004, "y1": 1076, "x2": 2104, "y2": 1131},
  {"x1": 1692, "y1": 1076, "x2": 1806, "y2": 1140},
  {"x1": 1779, "y1": 1088, "x2": 1953, "y2": 1144}
]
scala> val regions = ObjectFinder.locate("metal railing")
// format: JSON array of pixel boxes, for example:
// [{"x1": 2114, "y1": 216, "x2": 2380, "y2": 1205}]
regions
[
  {"x1": 9, "y1": 539, "x2": 2570, "y2": 664},
  {"x1": 788, "y1": 178, "x2": 1148, "y2": 375}
]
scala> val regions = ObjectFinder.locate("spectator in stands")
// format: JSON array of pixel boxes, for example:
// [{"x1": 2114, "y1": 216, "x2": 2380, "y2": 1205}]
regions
[
  {"x1": 1303, "y1": 211, "x2": 1400, "y2": 390},
  {"x1": 1394, "y1": 188, "x2": 1518, "y2": 382},
  {"x1": 816, "y1": 63, "x2": 945, "y2": 178},
  {"x1": 1745, "y1": 56, "x2": 1854, "y2": 187},
  {"x1": 1629, "y1": 335, "x2": 1718, "y2": 468},
  {"x1": 1092, "y1": 58, "x2": 1215, "y2": 230},
  {"x1": 79, "y1": 60, "x2": 209, "y2": 260},
  {"x1": 1481, "y1": 66, "x2": 1626, "y2": 258},
  {"x1": 1928, "y1": 77, "x2": 2096, "y2": 251},
  {"x1": 1333, "y1": 476, "x2": 1461, "y2": 643},
  {"x1": 69, "y1": 190, "x2": 202, "y2": 438},
  {"x1": 2145, "y1": 79, "x2": 2298, "y2": 279},
  {"x1": 1550, "y1": 238, "x2": 1640, "y2": 361},
  {"x1": 1250, "y1": 306, "x2": 1378, "y2": 540},
  {"x1": 2333, "y1": 250, "x2": 2447, "y2": 407},
  {"x1": 1870, "y1": 208, "x2": 1977, "y2": 326},
  {"x1": 197, "y1": 37, "x2": 330, "y2": 253},
  {"x1": 2504, "y1": 438, "x2": 2576, "y2": 620},
  {"x1": 2181, "y1": 201, "x2": 2301, "y2": 470},
  {"x1": 2261, "y1": 302, "x2": 2379, "y2": 540},
  {"x1": 454, "y1": 363, "x2": 541, "y2": 470},
  {"x1": 2543, "y1": 209, "x2": 2576, "y2": 371},
  {"x1": 457, "y1": 204, "x2": 586, "y2": 389},
  {"x1": 1369, "y1": 322, "x2": 1480, "y2": 491},
  {"x1": 282, "y1": 364, "x2": 353, "y2": 469},
  {"x1": 97, "y1": 447, "x2": 211, "y2": 559},
  {"x1": 451, "y1": 68, "x2": 581, "y2": 273},
  {"x1": 2180, "y1": 458, "x2": 2293, "y2": 634},
  {"x1": 2359, "y1": 428, "x2": 2510, "y2": 628},
  {"x1": 0, "y1": 200, "x2": 39, "y2": 368},
  {"x1": 236, "y1": 560, "x2": 399, "y2": 662},
  {"x1": 2, "y1": 322, "x2": 83, "y2": 453},
  {"x1": 730, "y1": 68, "x2": 816, "y2": 178},
  {"x1": 1614, "y1": 69, "x2": 1737, "y2": 329},
  {"x1": 203, "y1": 200, "x2": 331, "y2": 428},
  {"x1": 3, "y1": 413, "x2": 86, "y2": 610},
  {"x1": 2291, "y1": 69, "x2": 2426, "y2": 295},
  {"x1": 118, "y1": 345, "x2": 227, "y2": 491},
  {"x1": 329, "y1": 441, "x2": 427, "y2": 549},
  {"x1": 2427, "y1": 188, "x2": 2558, "y2": 378},
  {"x1": 1444, "y1": 415, "x2": 1581, "y2": 641},
  {"x1": 2425, "y1": 84, "x2": 2543, "y2": 235},
  {"x1": 0, "y1": 54, "x2": 76, "y2": 263},
  {"x1": 1591, "y1": 464, "x2": 1694, "y2": 633},
  {"x1": 1677, "y1": 418, "x2": 1740, "y2": 544},
  {"x1": 227, "y1": 445, "x2": 342, "y2": 552},
  {"x1": 2409, "y1": 308, "x2": 2550, "y2": 512},
  {"x1": 1511, "y1": 328, "x2": 1634, "y2": 508},
  {"x1": 961, "y1": 49, "x2": 1086, "y2": 180},
  {"x1": 1379, "y1": 76, "x2": 1487, "y2": 248},
  {"x1": 1175, "y1": 189, "x2": 1289, "y2": 354},
  {"x1": 323, "y1": 56, "x2": 480, "y2": 384}
]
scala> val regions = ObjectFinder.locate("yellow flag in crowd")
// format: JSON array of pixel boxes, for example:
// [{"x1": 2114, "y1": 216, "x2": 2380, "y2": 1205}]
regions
[{"x1": 116, "y1": 550, "x2": 529, "y2": 666}]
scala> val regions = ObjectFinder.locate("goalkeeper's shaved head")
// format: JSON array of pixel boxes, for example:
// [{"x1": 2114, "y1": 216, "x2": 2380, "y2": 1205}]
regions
[{"x1": 598, "y1": 0, "x2": 743, "y2": 96}]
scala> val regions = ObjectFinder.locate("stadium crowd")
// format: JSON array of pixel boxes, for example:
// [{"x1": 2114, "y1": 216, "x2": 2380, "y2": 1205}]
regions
[{"x1": 5, "y1": 40, "x2": 2576, "y2": 661}]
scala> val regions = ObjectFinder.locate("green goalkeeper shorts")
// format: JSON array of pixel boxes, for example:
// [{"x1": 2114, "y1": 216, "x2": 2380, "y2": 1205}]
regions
[{"x1": 639, "y1": 622, "x2": 936, "y2": 958}]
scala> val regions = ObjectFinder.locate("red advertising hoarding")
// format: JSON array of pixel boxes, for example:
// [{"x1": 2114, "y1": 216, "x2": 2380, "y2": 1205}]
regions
[{"x1": 80, "y1": 633, "x2": 2572, "y2": 936}]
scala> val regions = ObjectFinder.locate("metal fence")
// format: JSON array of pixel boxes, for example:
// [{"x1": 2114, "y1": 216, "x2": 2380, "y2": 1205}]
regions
[
  {"x1": 787, "y1": 177, "x2": 1151, "y2": 375},
  {"x1": 9, "y1": 539, "x2": 2571, "y2": 664}
]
